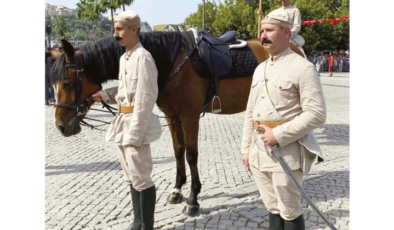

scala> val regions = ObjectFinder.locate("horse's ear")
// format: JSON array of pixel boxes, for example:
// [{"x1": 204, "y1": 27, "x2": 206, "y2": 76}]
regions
[
  {"x1": 49, "y1": 50, "x2": 61, "y2": 60},
  {"x1": 61, "y1": 38, "x2": 75, "y2": 61}
]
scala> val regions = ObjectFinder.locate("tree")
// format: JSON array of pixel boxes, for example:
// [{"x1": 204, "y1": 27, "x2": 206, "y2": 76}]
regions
[
  {"x1": 53, "y1": 16, "x2": 66, "y2": 43},
  {"x1": 184, "y1": 0, "x2": 218, "y2": 33},
  {"x1": 120, "y1": 0, "x2": 134, "y2": 11},
  {"x1": 183, "y1": 0, "x2": 349, "y2": 54},
  {"x1": 101, "y1": 0, "x2": 122, "y2": 32},
  {"x1": 76, "y1": 0, "x2": 91, "y2": 41},
  {"x1": 211, "y1": 0, "x2": 258, "y2": 39},
  {"x1": 265, "y1": 0, "x2": 350, "y2": 54},
  {"x1": 83, "y1": 0, "x2": 108, "y2": 39}
]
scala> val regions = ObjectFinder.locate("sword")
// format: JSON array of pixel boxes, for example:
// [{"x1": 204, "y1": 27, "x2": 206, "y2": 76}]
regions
[{"x1": 271, "y1": 145, "x2": 338, "y2": 230}]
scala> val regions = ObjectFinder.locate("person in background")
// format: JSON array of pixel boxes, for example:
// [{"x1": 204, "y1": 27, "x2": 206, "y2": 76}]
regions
[
  {"x1": 338, "y1": 50, "x2": 344, "y2": 72},
  {"x1": 315, "y1": 53, "x2": 322, "y2": 76},
  {"x1": 45, "y1": 40, "x2": 55, "y2": 105},
  {"x1": 328, "y1": 52, "x2": 334, "y2": 77}
]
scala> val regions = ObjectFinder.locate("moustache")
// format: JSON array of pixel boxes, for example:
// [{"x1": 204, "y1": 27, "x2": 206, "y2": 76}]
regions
[
  {"x1": 262, "y1": 38, "x2": 273, "y2": 44},
  {"x1": 115, "y1": 36, "x2": 123, "y2": 41}
]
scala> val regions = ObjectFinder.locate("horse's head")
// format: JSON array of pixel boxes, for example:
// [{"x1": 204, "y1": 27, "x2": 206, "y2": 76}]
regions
[{"x1": 49, "y1": 39, "x2": 102, "y2": 137}]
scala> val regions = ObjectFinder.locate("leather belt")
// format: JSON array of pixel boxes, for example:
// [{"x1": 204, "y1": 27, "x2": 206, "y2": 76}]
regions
[
  {"x1": 254, "y1": 121, "x2": 288, "y2": 131},
  {"x1": 118, "y1": 105, "x2": 134, "y2": 114}
]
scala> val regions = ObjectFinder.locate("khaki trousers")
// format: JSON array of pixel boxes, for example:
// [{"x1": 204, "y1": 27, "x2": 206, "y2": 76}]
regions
[
  {"x1": 116, "y1": 144, "x2": 154, "y2": 191},
  {"x1": 251, "y1": 165, "x2": 303, "y2": 220}
]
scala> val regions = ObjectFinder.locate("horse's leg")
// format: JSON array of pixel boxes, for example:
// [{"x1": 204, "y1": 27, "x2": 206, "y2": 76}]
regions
[
  {"x1": 166, "y1": 117, "x2": 187, "y2": 204},
  {"x1": 180, "y1": 116, "x2": 202, "y2": 216}
]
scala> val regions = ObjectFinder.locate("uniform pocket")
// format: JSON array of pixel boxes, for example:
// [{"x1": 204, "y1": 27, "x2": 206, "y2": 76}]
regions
[
  {"x1": 270, "y1": 80, "x2": 294, "y2": 106},
  {"x1": 130, "y1": 74, "x2": 138, "y2": 92}
]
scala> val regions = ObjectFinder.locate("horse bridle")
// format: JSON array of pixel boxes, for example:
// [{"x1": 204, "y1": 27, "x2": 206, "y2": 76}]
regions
[{"x1": 54, "y1": 55, "x2": 93, "y2": 117}]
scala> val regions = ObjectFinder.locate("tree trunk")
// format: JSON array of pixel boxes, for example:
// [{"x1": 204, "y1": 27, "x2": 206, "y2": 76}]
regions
[{"x1": 123, "y1": 3, "x2": 125, "y2": 11}]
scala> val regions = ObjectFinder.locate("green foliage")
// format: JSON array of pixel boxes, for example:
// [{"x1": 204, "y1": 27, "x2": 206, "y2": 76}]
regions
[
  {"x1": 183, "y1": 0, "x2": 349, "y2": 54},
  {"x1": 46, "y1": 0, "x2": 131, "y2": 43},
  {"x1": 266, "y1": 0, "x2": 349, "y2": 54},
  {"x1": 46, "y1": 14, "x2": 113, "y2": 43},
  {"x1": 183, "y1": 0, "x2": 218, "y2": 33},
  {"x1": 211, "y1": 0, "x2": 258, "y2": 39}
]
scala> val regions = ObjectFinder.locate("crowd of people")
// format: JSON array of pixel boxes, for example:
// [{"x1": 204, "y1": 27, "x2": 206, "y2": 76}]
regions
[
  {"x1": 307, "y1": 49, "x2": 350, "y2": 77},
  {"x1": 45, "y1": 41, "x2": 56, "y2": 105}
]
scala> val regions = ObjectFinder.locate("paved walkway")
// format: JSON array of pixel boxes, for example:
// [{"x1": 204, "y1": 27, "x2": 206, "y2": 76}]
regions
[{"x1": 45, "y1": 72, "x2": 349, "y2": 230}]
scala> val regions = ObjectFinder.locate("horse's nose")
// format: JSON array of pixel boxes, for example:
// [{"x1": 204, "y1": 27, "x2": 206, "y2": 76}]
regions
[{"x1": 57, "y1": 125, "x2": 65, "y2": 134}]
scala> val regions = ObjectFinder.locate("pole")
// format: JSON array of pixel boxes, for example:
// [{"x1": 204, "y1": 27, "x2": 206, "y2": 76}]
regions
[
  {"x1": 257, "y1": 0, "x2": 262, "y2": 38},
  {"x1": 202, "y1": 0, "x2": 205, "y2": 30}
]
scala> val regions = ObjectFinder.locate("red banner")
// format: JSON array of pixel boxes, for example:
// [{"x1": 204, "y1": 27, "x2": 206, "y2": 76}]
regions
[{"x1": 302, "y1": 15, "x2": 349, "y2": 26}]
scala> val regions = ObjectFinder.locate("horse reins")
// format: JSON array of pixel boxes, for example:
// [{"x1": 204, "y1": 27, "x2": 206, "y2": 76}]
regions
[
  {"x1": 54, "y1": 53, "x2": 180, "y2": 131},
  {"x1": 56, "y1": 32, "x2": 202, "y2": 131},
  {"x1": 54, "y1": 55, "x2": 119, "y2": 131}
]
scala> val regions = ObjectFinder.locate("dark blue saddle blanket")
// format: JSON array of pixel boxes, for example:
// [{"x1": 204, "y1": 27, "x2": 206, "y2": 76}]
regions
[{"x1": 190, "y1": 41, "x2": 257, "y2": 80}]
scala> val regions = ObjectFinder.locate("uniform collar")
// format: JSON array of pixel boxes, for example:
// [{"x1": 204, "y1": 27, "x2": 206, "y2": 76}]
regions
[
  {"x1": 125, "y1": 42, "x2": 142, "y2": 57},
  {"x1": 269, "y1": 47, "x2": 291, "y2": 64},
  {"x1": 283, "y1": 5, "x2": 295, "y2": 9}
]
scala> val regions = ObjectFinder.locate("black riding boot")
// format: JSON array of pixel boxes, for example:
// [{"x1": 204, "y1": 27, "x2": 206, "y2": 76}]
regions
[
  {"x1": 269, "y1": 212, "x2": 284, "y2": 230},
  {"x1": 284, "y1": 214, "x2": 305, "y2": 230},
  {"x1": 127, "y1": 185, "x2": 142, "y2": 230},
  {"x1": 140, "y1": 185, "x2": 156, "y2": 230}
]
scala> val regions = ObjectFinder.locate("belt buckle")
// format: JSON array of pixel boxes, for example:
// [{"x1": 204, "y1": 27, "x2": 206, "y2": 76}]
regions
[{"x1": 255, "y1": 121, "x2": 265, "y2": 134}]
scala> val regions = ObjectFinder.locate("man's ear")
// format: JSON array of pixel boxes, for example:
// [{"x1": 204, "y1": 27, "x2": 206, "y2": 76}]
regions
[{"x1": 284, "y1": 27, "x2": 291, "y2": 39}]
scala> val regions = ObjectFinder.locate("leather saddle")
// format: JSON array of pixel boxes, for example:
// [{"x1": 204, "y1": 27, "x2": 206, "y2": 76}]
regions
[{"x1": 196, "y1": 30, "x2": 238, "y2": 113}]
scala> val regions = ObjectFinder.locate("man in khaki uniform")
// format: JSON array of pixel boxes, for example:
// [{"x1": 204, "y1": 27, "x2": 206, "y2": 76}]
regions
[
  {"x1": 241, "y1": 9, "x2": 326, "y2": 230},
  {"x1": 92, "y1": 11, "x2": 161, "y2": 230},
  {"x1": 263, "y1": 0, "x2": 305, "y2": 56}
]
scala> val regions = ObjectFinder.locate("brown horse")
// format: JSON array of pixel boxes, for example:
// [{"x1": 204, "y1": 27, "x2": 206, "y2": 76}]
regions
[{"x1": 48, "y1": 32, "x2": 304, "y2": 216}]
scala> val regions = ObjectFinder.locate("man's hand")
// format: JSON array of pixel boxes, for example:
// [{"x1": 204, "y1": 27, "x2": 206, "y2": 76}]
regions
[
  {"x1": 242, "y1": 154, "x2": 253, "y2": 175},
  {"x1": 92, "y1": 92, "x2": 102, "y2": 102},
  {"x1": 258, "y1": 124, "x2": 278, "y2": 148}
]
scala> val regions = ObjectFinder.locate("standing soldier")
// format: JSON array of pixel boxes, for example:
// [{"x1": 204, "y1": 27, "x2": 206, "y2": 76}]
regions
[
  {"x1": 92, "y1": 11, "x2": 161, "y2": 230},
  {"x1": 257, "y1": 0, "x2": 305, "y2": 56},
  {"x1": 241, "y1": 9, "x2": 326, "y2": 230}
]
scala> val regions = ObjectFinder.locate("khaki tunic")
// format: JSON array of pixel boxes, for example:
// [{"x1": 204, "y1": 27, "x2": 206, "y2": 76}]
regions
[
  {"x1": 242, "y1": 48, "x2": 325, "y2": 220},
  {"x1": 271, "y1": 5, "x2": 302, "y2": 40},
  {"x1": 100, "y1": 42, "x2": 159, "y2": 147},
  {"x1": 99, "y1": 42, "x2": 159, "y2": 190},
  {"x1": 241, "y1": 47, "x2": 326, "y2": 173}
]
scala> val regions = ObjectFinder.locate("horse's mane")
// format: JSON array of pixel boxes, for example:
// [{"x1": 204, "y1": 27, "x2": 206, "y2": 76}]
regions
[
  {"x1": 49, "y1": 32, "x2": 192, "y2": 87},
  {"x1": 139, "y1": 31, "x2": 193, "y2": 87},
  {"x1": 80, "y1": 36, "x2": 125, "y2": 85},
  {"x1": 49, "y1": 36, "x2": 125, "y2": 85}
]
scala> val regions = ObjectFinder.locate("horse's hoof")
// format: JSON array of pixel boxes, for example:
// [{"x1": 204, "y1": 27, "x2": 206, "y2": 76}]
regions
[
  {"x1": 182, "y1": 204, "x2": 200, "y2": 217},
  {"x1": 167, "y1": 192, "x2": 183, "y2": 204}
]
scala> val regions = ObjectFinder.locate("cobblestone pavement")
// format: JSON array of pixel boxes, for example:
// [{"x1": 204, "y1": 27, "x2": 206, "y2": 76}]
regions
[{"x1": 45, "y1": 72, "x2": 349, "y2": 230}]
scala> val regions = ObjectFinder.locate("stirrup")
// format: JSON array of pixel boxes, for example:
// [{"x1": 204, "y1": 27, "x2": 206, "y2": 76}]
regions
[{"x1": 211, "y1": 96, "x2": 222, "y2": 114}]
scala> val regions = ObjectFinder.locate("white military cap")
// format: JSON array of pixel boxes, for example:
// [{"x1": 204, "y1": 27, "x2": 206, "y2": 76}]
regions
[
  {"x1": 114, "y1": 10, "x2": 141, "y2": 28},
  {"x1": 261, "y1": 9, "x2": 293, "y2": 29}
]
